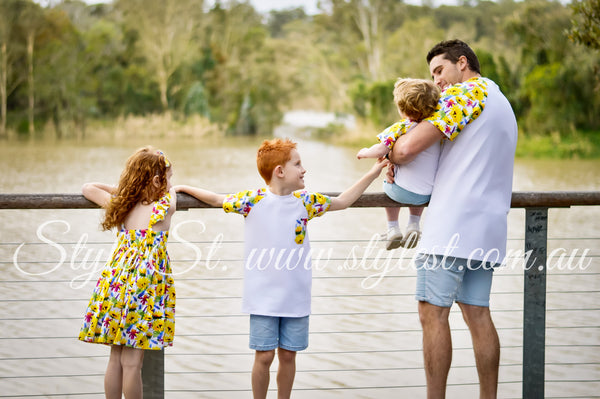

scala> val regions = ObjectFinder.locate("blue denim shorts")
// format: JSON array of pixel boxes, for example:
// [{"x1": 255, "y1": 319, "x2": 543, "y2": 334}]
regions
[
  {"x1": 383, "y1": 181, "x2": 430, "y2": 205},
  {"x1": 249, "y1": 315, "x2": 309, "y2": 352},
  {"x1": 415, "y1": 254, "x2": 496, "y2": 307}
]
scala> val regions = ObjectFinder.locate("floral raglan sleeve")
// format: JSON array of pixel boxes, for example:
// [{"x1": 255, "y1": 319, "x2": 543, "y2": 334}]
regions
[
  {"x1": 376, "y1": 119, "x2": 417, "y2": 150},
  {"x1": 291, "y1": 191, "x2": 332, "y2": 245},
  {"x1": 425, "y1": 77, "x2": 489, "y2": 141},
  {"x1": 222, "y1": 188, "x2": 267, "y2": 217}
]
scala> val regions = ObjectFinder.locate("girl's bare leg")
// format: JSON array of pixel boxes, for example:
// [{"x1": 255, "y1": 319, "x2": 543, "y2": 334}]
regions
[
  {"x1": 121, "y1": 347, "x2": 145, "y2": 399},
  {"x1": 105, "y1": 345, "x2": 123, "y2": 399}
]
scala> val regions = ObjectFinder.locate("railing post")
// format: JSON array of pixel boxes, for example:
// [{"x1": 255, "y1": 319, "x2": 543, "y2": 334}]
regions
[
  {"x1": 142, "y1": 349, "x2": 164, "y2": 399},
  {"x1": 523, "y1": 208, "x2": 548, "y2": 398}
]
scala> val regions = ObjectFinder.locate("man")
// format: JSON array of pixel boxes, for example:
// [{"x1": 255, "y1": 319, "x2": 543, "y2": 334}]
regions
[{"x1": 388, "y1": 40, "x2": 518, "y2": 398}]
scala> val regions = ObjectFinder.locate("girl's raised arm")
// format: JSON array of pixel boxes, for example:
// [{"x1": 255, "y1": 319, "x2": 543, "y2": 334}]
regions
[{"x1": 82, "y1": 182, "x2": 115, "y2": 208}]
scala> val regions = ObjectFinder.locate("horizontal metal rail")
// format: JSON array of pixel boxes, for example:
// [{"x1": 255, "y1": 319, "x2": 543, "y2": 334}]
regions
[{"x1": 1, "y1": 191, "x2": 600, "y2": 209}]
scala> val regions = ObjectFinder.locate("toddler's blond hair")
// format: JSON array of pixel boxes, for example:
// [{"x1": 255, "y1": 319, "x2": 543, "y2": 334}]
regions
[{"x1": 393, "y1": 78, "x2": 440, "y2": 122}]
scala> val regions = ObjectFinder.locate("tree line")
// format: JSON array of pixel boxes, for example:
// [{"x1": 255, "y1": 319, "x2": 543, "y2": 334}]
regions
[{"x1": 0, "y1": 0, "x2": 598, "y2": 139}]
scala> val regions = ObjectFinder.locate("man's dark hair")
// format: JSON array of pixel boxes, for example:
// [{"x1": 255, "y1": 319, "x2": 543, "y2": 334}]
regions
[{"x1": 426, "y1": 39, "x2": 481, "y2": 75}]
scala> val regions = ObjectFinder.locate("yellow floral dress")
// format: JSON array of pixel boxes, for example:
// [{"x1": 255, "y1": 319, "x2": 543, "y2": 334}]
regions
[{"x1": 79, "y1": 193, "x2": 175, "y2": 350}]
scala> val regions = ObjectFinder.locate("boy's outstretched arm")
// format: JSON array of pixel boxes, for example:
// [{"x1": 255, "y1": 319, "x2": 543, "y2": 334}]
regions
[
  {"x1": 82, "y1": 182, "x2": 115, "y2": 208},
  {"x1": 329, "y1": 157, "x2": 389, "y2": 211},
  {"x1": 175, "y1": 185, "x2": 226, "y2": 208}
]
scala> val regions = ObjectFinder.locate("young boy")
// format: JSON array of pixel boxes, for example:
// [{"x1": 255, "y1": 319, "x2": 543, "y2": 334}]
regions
[
  {"x1": 357, "y1": 78, "x2": 441, "y2": 250},
  {"x1": 176, "y1": 138, "x2": 387, "y2": 399}
]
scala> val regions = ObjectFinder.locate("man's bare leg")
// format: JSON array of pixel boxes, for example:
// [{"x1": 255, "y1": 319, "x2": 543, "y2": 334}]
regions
[
  {"x1": 458, "y1": 302, "x2": 499, "y2": 399},
  {"x1": 419, "y1": 301, "x2": 452, "y2": 399}
]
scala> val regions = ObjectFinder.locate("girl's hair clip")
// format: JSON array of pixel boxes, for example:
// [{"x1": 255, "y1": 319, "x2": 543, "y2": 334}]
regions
[{"x1": 157, "y1": 150, "x2": 171, "y2": 168}]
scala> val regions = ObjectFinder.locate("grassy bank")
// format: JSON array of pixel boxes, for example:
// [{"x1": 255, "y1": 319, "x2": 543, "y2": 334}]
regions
[
  {"x1": 5, "y1": 113, "x2": 221, "y2": 142},
  {"x1": 515, "y1": 130, "x2": 600, "y2": 159}
]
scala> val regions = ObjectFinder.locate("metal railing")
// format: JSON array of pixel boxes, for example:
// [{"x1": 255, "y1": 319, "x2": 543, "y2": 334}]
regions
[{"x1": 1, "y1": 191, "x2": 599, "y2": 399}]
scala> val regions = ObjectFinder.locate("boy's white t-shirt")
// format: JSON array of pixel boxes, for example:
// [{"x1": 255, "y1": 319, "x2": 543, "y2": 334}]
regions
[
  {"x1": 418, "y1": 78, "x2": 518, "y2": 262},
  {"x1": 223, "y1": 188, "x2": 331, "y2": 317}
]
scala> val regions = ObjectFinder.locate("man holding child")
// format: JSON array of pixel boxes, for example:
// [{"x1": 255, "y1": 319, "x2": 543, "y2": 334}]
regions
[{"x1": 389, "y1": 39, "x2": 518, "y2": 398}]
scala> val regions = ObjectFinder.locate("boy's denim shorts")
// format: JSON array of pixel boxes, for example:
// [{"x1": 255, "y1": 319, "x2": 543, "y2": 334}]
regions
[
  {"x1": 383, "y1": 181, "x2": 430, "y2": 205},
  {"x1": 415, "y1": 254, "x2": 497, "y2": 307},
  {"x1": 249, "y1": 315, "x2": 309, "y2": 352}
]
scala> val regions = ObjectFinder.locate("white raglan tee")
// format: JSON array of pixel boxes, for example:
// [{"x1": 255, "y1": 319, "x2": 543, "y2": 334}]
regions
[
  {"x1": 418, "y1": 77, "x2": 518, "y2": 263},
  {"x1": 223, "y1": 188, "x2": 331, "y2": 317}
]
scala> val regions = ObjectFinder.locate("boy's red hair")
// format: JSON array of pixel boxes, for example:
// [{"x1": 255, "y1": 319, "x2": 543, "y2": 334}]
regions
[{"x1": 256, "y1": 138, "x2": 297, "y2": 185}]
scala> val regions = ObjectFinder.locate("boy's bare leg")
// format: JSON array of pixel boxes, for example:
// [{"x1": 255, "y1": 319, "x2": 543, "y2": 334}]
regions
[
  {"x1": 120, "y1": 347, "x2": 144, "y2": 399},
  {"x1": 105, "y1": 345, "x2": 123, "y2": 399},
  {"x1": 419, "y1": 301, "x2": 452, "y2": 399},
  {"x1": 252, "y1": 350, "x2": 275, "y2": 399},
  {"x1": 276, "y1": 348, "x2": 297, "y2": 399},
  {"x1": 458, "y1": 303, "x2": 499, "y2": 399}
]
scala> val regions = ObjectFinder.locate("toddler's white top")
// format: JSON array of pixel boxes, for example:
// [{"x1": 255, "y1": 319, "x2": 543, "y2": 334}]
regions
[{"x1": 378, "y1": 119, "x2": 440, "y2": 196}]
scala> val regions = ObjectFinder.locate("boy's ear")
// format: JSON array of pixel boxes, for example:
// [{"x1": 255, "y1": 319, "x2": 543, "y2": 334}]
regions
[{"x1": 273, "y1": 165, "x2": 285, "y2": 179}]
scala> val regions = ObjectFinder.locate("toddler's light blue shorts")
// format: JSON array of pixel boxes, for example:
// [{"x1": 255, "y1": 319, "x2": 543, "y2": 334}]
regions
[
  {"x1": 249, "y1": 315, "x2": 309, "y2": 352},
  {"x1": 383, "y1": 181, "x2": 430, "y2": 205},
  {"x1": 415, "y1": 254, "x2": 497, "y2": 307}
]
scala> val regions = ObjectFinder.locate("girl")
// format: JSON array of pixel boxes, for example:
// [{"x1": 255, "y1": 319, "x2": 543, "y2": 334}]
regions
[{"x1": 79, "y1": 146, "x2": 176, "y2": 399}]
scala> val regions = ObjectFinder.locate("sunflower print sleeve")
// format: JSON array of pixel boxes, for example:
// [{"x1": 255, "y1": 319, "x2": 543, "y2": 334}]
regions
[
  {"x1": 291, "y1": 191, "x2": 331, "y2": 245},
  {"x1": 376, "y1": 119, "x2": 417, "y2": 150},
  {"x1": 223, "y1": 188, "x2": 267, "y2": 217},
  {"x1": 294, "y1": 191, "x2": 332, "y2": 220},
  {"x1": 425, "y1": 77, "x2": 488, "y2": 141}
]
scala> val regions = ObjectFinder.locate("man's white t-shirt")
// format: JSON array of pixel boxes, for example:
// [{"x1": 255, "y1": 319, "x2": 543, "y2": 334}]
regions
[
  {"x1": 418, "y1": 77, "x2": 518, "y2": 263},
  {"x1": 223, "y1": 188, "x2": 331, "y2": 317}
]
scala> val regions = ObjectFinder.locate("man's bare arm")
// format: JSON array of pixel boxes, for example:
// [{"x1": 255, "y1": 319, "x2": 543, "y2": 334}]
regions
[{"x1": 389, "y1": 121, "x2": 444, "y2": 165}]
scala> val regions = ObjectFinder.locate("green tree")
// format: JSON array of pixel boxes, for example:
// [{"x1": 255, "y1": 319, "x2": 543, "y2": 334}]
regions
[
  {"x1": 267, "y1": 8, "x2": 308, "y2": 38},
  {"x1": 115, "y1": 0, "x2": 204, "y2": 111},
  {"x1": 568, "y1": 0, "x2": 600, "y2": 49},
  {"x1": 0, "y1": 0, "x2": 28, "y2": 138},
  {"x1": 318, "y1": 0, "x2": 402, "y2": 82},
  {"x1": 505, "y1": 0, "x2": 572, "y2": 70},
  {"x1": 34, "y1": 3, "x2": 100, "y2": 138},
  {"x1": 19, "y1": 1, "x2": 45, "y2": 135},
  {"x1": 205, "y1": 1, "x2": 288, "y2": 134}
]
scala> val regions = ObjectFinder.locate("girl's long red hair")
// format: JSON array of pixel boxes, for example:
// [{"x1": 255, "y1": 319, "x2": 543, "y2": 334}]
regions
[{"x1": 101, "y1": 146, "x2": 171, "y2": 230}]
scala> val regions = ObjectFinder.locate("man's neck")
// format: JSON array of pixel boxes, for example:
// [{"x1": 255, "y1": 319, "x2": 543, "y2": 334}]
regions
[{"x1": 462, "y1": 70, "x2": 481, "y2": 82}]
